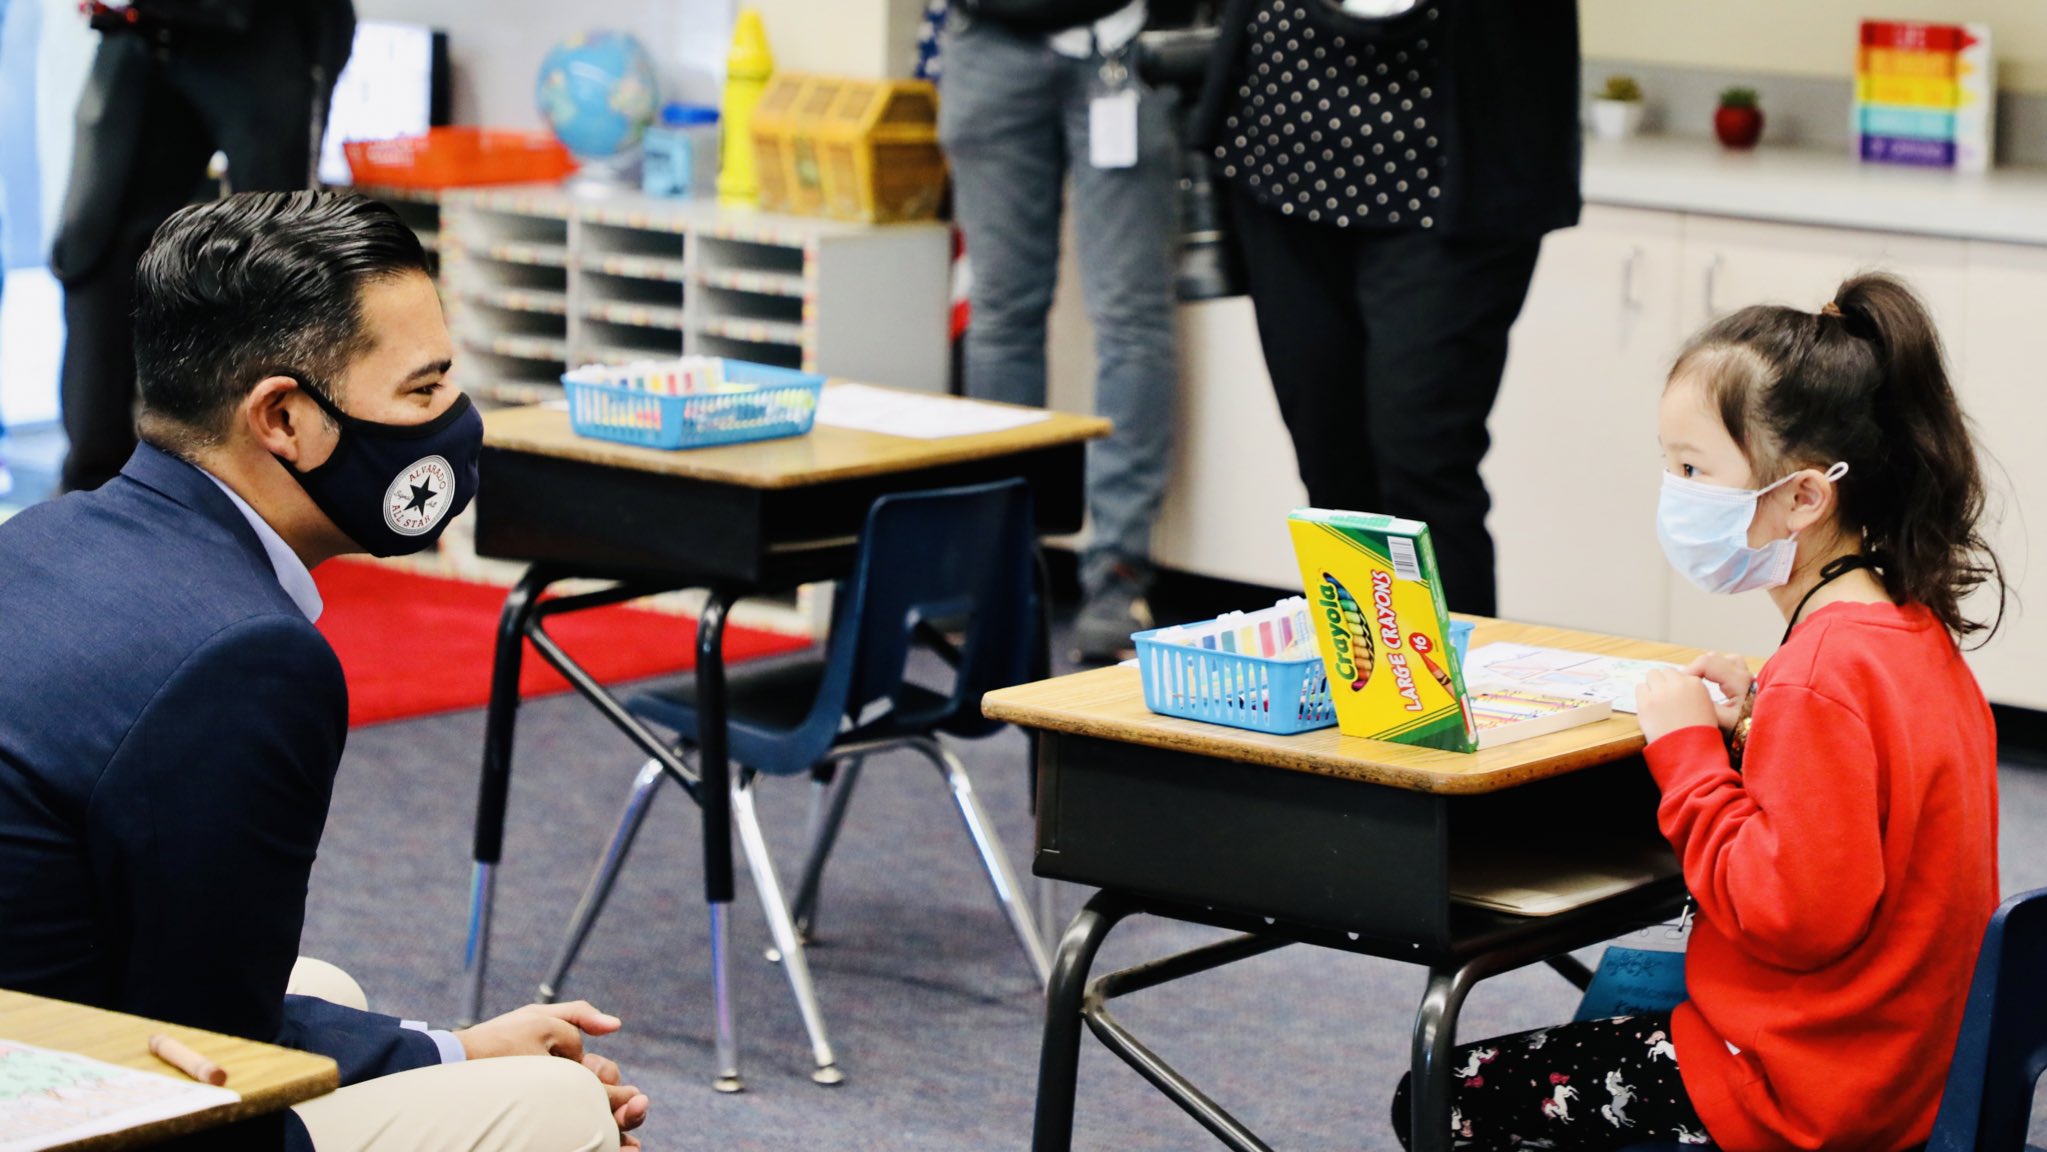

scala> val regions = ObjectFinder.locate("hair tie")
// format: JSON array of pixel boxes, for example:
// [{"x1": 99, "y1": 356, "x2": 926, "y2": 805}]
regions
[{"x1": 1820, "y1": 301, "x2": 1844, "y2": 318}]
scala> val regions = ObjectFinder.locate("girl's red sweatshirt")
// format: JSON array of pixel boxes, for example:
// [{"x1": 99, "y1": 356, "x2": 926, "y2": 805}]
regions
[{"x1": 1643, "y1": 600, "x2": 1999, "y2": 1152}]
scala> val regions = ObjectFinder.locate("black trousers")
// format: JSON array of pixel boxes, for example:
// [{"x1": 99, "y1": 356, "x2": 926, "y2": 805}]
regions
[
  {"x1": 1230, "y1": 188, "x2": 1541, "y2": 617},
  {"x1": 52, "y1": 5, "x2": 350, "y2": 492},
  {"x1": 1391, "y1": 1014, "x2": 1715, "y2": 1150}
]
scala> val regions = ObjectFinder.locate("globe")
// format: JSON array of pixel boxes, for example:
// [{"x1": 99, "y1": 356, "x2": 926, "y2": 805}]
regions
[{"x1": 535, "y1": 31, "x2": 661, "y2": 163}]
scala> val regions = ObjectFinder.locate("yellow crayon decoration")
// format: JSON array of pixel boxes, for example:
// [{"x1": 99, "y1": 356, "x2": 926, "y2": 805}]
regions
[
  {"x1": 718, "y1": 8, "x2": 775, "y2": 207},
  {"x1": 1856, "y1": 74, "x2": 1958, "y2": 109}
]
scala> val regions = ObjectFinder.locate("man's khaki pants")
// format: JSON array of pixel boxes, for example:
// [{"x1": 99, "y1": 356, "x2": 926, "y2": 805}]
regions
[{"x1": 285, "y1": 958, "x2": 617, "y2": 1152}]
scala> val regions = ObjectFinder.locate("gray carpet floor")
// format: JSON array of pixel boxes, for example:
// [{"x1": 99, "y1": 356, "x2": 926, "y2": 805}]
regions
[{"x1": 301, "y1": 631, "x2": 2047, "y2": 1150}]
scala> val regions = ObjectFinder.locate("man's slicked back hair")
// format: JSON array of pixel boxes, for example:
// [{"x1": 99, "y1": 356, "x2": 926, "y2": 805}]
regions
[{"x1": 133, "y1": 190, "x2": 430, "y2": 451}]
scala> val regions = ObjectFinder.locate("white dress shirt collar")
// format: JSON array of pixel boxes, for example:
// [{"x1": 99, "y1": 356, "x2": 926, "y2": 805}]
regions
[{"x1": 201, "y1": 470, "x2": 324, "y2": 623}]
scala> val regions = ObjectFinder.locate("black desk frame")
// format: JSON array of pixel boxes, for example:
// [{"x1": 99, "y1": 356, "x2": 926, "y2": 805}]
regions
[
  {"x1": 460, "y1": 437, "x2": 1086, "y2": 1089},
  {"x1": 1027, "y1": 730, "x2": 1688, "y2": 1152}
]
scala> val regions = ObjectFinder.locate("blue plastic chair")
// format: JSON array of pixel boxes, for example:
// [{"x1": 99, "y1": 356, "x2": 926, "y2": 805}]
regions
[
  {"x1": 1624, "y1": 886, "x2": 2047, "y2": 1152},
  {"x1": 537, "y1": 478, "x2": 1051, "y2": 1087},
  {"x1": 1927, "y1": 886, "x2": 2047, "y2": 1152}
]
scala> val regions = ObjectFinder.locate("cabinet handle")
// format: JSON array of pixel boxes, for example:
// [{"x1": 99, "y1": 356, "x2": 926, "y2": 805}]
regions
[
  {"x1": 1621, "y1": 246, "x2": 1644, "y2": 311},
  {"x1": 1702, "y1": 254, "x2": 1724, "y2": 320}
]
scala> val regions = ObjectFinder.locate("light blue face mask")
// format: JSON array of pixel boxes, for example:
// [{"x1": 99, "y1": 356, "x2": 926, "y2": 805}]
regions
[{"x1": 1656, "y1": 462, "x2": 1850, "y2": 595}]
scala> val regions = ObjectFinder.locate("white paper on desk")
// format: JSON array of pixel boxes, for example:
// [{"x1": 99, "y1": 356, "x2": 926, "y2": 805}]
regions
[
  {"x1": 814, "y1": 383, "x2": 1052, "y2": 440},
  {"x1": 1460, "y1": 642, "x2": 1729, "y2": 715},
  {"x1": 0, "y1": 1040, "x2": 240, "y2": 1152}
]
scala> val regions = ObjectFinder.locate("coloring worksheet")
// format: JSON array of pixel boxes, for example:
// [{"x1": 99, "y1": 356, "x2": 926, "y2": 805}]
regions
[
  {"x1": 1460, "y1": 643, "x2": 1728, "y2": 715},
  {"x1": 0, "y1": 1040, "x2": 238, "y2": 1152}
]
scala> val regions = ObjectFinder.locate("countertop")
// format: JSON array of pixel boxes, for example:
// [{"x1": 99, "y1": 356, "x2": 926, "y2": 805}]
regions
[{"x1": 1581, "y1": 135, "x2": 2047, "y2": 246}]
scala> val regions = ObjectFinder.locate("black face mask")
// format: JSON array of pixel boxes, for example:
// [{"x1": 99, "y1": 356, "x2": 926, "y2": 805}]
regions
[{"x1": 276, "y1": 376, "x2": 483, "y2": 558}]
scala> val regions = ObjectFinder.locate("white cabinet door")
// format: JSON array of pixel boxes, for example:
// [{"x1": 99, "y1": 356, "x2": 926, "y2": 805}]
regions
[
  {"x1": 1484, "y1": 205, "x2": 1685, "y2": 640},
  {"x1": 1957, "y1": 242, "x2": 2047, "y2": 710},
  {"x1": 1667, "y1": 217, "x2": 1971, "y2": 660},
  {"x1": 1150, "y1": 298, "x2": 1310, "y2": 591}
]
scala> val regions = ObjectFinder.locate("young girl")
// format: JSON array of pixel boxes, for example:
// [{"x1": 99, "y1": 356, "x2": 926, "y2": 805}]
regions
[{"x1": 1392, "y1": 272, "x2": 2005, "y2": 1151}]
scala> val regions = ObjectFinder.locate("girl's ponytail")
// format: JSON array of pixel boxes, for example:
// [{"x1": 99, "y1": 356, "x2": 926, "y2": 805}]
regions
[
  {"x1": 1827, "y1": 273, "x2": 2004, "y2": 643},
  {"x1": 1669, "y1": 272, "x2": 2006, "y2": 643}
]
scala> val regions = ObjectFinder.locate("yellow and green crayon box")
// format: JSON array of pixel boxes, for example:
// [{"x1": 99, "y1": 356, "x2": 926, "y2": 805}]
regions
[{"x1": 1288, "y1": 509, "x2": 1477, "y2": 752}]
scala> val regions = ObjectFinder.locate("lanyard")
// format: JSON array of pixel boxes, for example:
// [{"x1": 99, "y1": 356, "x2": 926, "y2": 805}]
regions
[{"x1": 1780, "y1": 553, "x2": 1879, "y2": 647}]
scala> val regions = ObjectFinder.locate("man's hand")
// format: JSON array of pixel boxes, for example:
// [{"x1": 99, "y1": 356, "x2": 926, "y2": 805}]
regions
[
  {"x1": 453, "y1": 1001, "x2": 621, "y2": 1063},
  {"x1": 455, "y1": 1002, "x2": 649, "y2": 1147},
  {"x1": 584, "y1": 1052, "x2": 650, "y2": 1148},
  {"x1": 1636, "y1": 667, "x2": 1720, "y2": 745},
  {"x1": 1682, "y1": 651, "x2": 1753, "y2": 731}
]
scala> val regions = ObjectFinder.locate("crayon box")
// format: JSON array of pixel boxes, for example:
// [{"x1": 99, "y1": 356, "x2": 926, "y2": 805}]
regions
[{"x1": 1287, "y1": 509, "x2": 1477, "y2": 752}]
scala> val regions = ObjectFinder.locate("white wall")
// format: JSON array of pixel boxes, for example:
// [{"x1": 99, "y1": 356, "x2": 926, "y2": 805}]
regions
[
  {"x1": 351, "y1": 0, "x2": 737, "y2": 125},
  {"x1": 749, "y1": 0, "x2": 924, "y2": 79},
  {"x1": 33, "y1": 0, "x2": 93, "y2": 251},
  {"x1": 353, "y1": 0, "x2": 926, "y2": 129},
  {"x1": 1583, "y1": 0, "x2": 2047, "y2": 95}
]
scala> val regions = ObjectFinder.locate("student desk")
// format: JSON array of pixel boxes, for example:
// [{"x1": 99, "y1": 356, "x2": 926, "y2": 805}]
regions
[
  {"x1": 0, "y1": 989, "x2": 337, "y2": 1149},
  {"x1": 982, "y1": 620, "x2": 1699, "y2": 1152},
  {"x1": 460, "y1": 393, "x2": 1108, "y2": 1088}
]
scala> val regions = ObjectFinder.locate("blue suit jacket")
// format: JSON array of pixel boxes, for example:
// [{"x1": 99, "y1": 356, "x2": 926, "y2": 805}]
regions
[{"x1": 0, "y1": 444, "x2": 438, "y2": 1149}]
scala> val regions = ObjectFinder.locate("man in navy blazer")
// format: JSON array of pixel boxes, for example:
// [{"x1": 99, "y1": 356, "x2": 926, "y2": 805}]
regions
[{"x1": 0, "y1": 192, "x2": 649, "y2": 1150}]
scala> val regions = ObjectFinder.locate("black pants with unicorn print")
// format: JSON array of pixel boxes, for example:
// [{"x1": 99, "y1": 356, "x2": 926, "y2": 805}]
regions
[{"x1": 1391, "y1": 1013, "x2": 1714, "y2": 1149}]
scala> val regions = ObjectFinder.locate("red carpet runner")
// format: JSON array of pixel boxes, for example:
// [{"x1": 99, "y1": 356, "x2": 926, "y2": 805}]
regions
[{"x1": 312, "y1": 558, "x2": 811, "y2": 727}]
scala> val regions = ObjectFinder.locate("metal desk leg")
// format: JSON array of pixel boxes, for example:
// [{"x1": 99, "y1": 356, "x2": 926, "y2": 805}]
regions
[
  {"x1": 1023, "y1": 546, "x2": 1060, "y2": 951},
  {"x1": 461, "y1": 565, "x2": 554, "y2": 1027},
  {"x1": 1033, "y1": 890, "x2": 1138, "y2": 1152},
  {"x1": 1409, "y1": 963, "x2": 1487, "y2": 1152},
  {"x1": 695, "y1": 589, "x2": 741, "y2": 1091}
]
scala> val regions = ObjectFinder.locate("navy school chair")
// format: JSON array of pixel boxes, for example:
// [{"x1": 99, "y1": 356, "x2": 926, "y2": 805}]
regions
[
  {"x1": 536, "y1": 478, "x2": 1052, "y2": 1086},
  {"x1": 1927, "y1": 886, "x2": 2047, "y2": 1152},
  {"x1": 1623, "y1": 885, "x2": 2047, "y2": 1152}
]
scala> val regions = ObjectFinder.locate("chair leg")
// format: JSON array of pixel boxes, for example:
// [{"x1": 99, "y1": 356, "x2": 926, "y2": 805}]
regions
[
  {"x1": 787, "y1": 757, "x2": 865, "y2": 943},
  {"x1": 910, "y1": 735, "x2": 1054, "y2": 986},
  {"x1": 709, "y1": 899, "x2": 741, "y2": 1093},
  {"x1": 539, "y1": 758, "x2": 667, "y2": 1003},
  {"x1": 730, "y1": 772, "x2": 844, "y2": 1085}
]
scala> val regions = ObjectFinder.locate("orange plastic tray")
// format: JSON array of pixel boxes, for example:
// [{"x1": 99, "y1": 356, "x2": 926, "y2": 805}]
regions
[{"x1": 344, "y1": 127, "x2": 576, "y2": 189}]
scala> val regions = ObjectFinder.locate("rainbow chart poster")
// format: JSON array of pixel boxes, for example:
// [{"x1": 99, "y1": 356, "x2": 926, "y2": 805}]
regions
[{"x1": 1855, "y1": 20, "x2": 1994, "y2": 172}]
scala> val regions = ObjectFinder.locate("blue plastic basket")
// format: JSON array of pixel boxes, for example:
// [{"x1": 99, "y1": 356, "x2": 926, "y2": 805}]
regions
[
  {"x1": 564, "y1": 359, "x2": 824, "y2": 450},
  {"x1": 1133, "y1": 626, "x2": 1337, "y2": 736}
]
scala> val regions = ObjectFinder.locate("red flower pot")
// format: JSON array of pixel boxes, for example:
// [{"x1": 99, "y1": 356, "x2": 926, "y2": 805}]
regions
[{"x1": 1715, "y1": 105, "x2": 1764, "y2": 149}]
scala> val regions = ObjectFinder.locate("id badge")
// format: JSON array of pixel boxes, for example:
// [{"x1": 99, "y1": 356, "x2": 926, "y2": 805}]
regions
[{"x1": 1088, "y1": 53, "x2": 1139, "y2": 170}]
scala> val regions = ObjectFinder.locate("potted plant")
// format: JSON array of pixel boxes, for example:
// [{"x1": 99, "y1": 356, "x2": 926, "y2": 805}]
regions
[
  {"x1": 1715, "y1": 87, "x2": 1765, "y2": 149},
  {"x1": 1590, "y1": 74, "x2": 1645, "y2": 141}
]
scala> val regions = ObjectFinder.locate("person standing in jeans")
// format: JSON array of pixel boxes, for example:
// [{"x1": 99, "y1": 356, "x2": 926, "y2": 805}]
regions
[
  {"x1": 940, "y1": 0, "x2": 1180, "y2": 662},
  {"x1": 1194, "y1": 0, "x2": 1580, "y2": 616}
]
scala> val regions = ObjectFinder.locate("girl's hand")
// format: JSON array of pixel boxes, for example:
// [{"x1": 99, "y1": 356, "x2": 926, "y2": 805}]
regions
[
  {"x1": 1683, "y1": 651, "x2": 1753, "y2": 731},
  {"x1": 1637, "y1": 668, "x2": 1720, "y2": 745}
]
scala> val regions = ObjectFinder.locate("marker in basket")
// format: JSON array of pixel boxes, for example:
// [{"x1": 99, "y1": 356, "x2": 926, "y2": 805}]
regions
[{"x1": 149, "y1": 1034, "x2": 228, "y2": 1086}]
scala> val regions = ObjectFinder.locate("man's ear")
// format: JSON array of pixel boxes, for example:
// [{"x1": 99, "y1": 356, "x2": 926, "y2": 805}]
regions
[{"x1": 244, "y1": 375, "x2": 318, "y2": 464}]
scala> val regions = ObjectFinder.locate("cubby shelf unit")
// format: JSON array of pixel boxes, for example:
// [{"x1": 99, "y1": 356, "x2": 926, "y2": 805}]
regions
[{"x1": 437, "y1": 185, "x2": 951, "y2": 405}]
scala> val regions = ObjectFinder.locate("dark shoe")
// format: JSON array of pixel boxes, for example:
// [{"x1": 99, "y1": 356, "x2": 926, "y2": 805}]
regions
[{"x1": 1072, "y1": 574, "x2": 1154, "y2": 665}]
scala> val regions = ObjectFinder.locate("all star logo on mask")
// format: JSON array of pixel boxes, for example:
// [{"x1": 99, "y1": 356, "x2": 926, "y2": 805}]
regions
[{"x1": 383, "y1": 455, "x2": 456, "y2": 536}]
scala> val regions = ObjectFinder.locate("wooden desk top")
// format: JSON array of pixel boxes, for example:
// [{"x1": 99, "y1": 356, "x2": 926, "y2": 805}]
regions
[
  {"x1": 984, "y1": 619, "x2": 1725, "y2": 796},
  {"x1": 0, "y1": 989, "x2": 337, "y2": 1150},
  {"x1": 483, "y1": 386, "x2": 1110, "y2": 490}
]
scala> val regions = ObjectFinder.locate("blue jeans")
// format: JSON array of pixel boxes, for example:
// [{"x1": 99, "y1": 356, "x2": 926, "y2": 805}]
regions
[{"x1": 938, "y1": 13, "x2": 1179, "y2": 594}]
